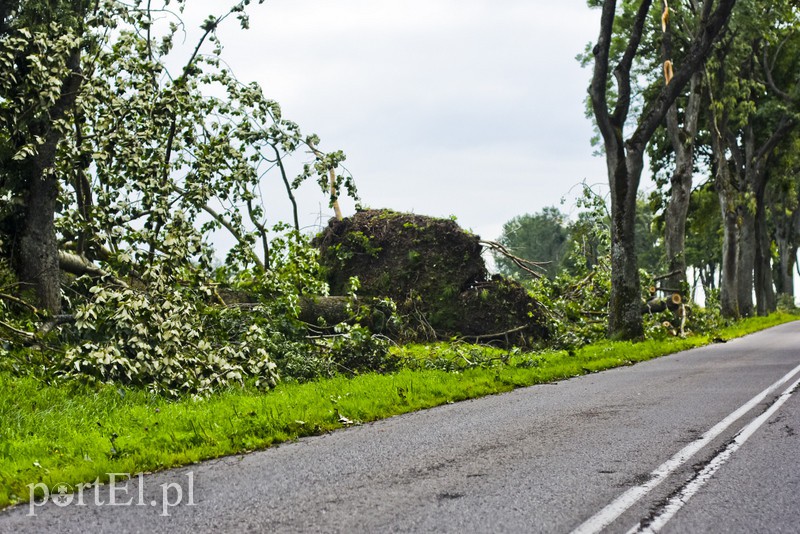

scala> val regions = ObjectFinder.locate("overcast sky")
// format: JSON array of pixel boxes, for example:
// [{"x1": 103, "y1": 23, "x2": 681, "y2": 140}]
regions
[{"x1": 191, "y1": 0, "x2": 609, "y2": 241}]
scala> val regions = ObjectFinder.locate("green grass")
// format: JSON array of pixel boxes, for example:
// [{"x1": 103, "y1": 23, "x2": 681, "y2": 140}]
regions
[{"x1": 0, "y1": 312, "x2": 796, "y2": 509}]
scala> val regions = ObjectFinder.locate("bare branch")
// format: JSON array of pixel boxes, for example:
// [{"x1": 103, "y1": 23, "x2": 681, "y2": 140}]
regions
[
  {"x1": 199, "y1": 203, "x2": 266, "y2": 272},
  {"x1": 0, "y1": 319, "x2": 35, "y2": 340},
  {"x1": 589, "y1": 0, "x2": 618, "y2": 145},
  {"x1": 459, "y1": 324, "x2": 529, "y2": 344},
  {"x1": 271, "y1": 143, "x2": 299, "y2": 231},
  {"x1": 611, "y1": 0, "x2": 654, "y2": 126},
  {"x1": 246, "y1": 196, "x2": 270, "y2": 270},
  {"x1": 479, "y1": 240, "x2": 545, "y2": 278},
  {"x1": 0, "y1": 292, "x2": 39, "y2": 314}
]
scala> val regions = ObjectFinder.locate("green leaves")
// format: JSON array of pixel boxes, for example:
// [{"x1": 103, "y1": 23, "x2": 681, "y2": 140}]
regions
[
  {"x1": 0, "y1": 1, "x2": 376, "y2": 395},
  {"x1": 65, "y1": 268, "x2": 282, "y2": 396}
]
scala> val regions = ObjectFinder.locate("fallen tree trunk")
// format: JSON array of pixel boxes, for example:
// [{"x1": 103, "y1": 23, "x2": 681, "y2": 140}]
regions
[
  {"x1": 642, "y1": 293, "x2": 690, "y2": 337},
  {"x1": 58, "y1": 250, "x2": 127, "y2": 287}
]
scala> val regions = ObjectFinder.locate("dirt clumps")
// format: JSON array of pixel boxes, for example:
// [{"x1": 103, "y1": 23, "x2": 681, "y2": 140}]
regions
[{"x1": 314, "y1": 209, "x2": 548, "y2": 346}]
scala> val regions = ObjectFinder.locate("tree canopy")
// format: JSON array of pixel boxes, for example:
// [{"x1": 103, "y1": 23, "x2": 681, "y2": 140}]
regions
[{"x1": 0, "y1": 0, "x2": 370, "y2": 394}]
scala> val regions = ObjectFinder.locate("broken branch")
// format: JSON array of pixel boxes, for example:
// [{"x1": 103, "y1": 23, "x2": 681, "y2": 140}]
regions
[{"x1": 479, "y1": 240, "x2": 546, "y2": 278}]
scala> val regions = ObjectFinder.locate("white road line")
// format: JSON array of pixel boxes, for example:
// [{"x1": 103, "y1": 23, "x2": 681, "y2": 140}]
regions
[
  {"x1": 630, "y1": 375, "x2": 800, "y2": 533},
  {"x1": 571, "y1": 361, "x2": 800, "y2": 534}
]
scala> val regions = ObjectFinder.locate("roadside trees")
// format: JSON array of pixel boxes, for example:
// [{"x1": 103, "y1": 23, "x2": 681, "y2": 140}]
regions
[
  {"x1": 495, "y1": 208, "x2": 569, "y2": 279},
  {"x1": 707, "y1": 0, "x2": 799, "y2": 317},
  {"x1": 587, "y1": 0, "x2": 736, "y2": 338}
]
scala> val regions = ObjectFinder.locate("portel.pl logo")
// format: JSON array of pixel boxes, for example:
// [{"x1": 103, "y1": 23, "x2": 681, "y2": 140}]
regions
[{"x1": 27, "y1": 472, "x2": 195, "y2": 517}]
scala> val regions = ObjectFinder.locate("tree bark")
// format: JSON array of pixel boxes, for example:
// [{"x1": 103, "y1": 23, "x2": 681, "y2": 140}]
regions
[
  {"x1": 712, "y1": 117, "x2": 740, "y2": 318},
  {"x1": 663, "y1": 72, "x2": 703, "y2": 290},
  {"x1": 19, "y1": 167, "x2": 61, "y2": 313},
  {"x1": 17, "y1": 47, "x2": 82, "y2": 315},
  {"x1": 608, "y1": 148, "x2": 646, "y2": 339},
  {"x1": 718, "y1": 195, "x2": 740, "y2": 318},
  {"x1": 589, "y1": 0, "x2": 736, "y2": 339},
  {"x1": 753, "y1": 175, "x2": 775, "y2": 315},
  {"x1": 735, "y1": 206, "x2": 755, "y2": 316}
]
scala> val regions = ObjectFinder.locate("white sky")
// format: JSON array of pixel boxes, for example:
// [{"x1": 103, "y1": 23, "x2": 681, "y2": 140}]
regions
[
  {"x1": 177, "y1": 1, "x2": 799, "y2": 301},
  {"x1": 188, "y1": 0, "x2": 610, "y2": 241}
]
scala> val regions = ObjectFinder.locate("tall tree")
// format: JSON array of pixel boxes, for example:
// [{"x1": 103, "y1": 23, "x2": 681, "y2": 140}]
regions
[
  {"x1": 588, "y1": 0, "x2": 736, "y2": 338},
  {"x1": 661, "y1": 0, "x2": 706, "y2": 289},
  {"x1": 708, "y1": 0, "x2": 799, "y2": 317},
  {"x1": 0, "y1": 0, "x2": 89, "y2": 314}
]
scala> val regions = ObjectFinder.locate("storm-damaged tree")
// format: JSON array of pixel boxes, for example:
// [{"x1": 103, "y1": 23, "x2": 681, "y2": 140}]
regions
[
  {"x1": 587, "y1": 0, "x2": 736, "y2": 338},
  {"x1": 659, "y1": 3, "x2": 706, "y2": 291},
  {"x1": 1, "y1": 0, "x2": 354, "y2": 307},
  {"x1": 0, "y1": 1, "x2": 363, "y2": 395}
]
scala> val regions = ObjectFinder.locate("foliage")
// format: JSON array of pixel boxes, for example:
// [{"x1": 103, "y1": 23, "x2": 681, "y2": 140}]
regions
[
  {"x1": 498, "y1": 184, "x2": 662, "y2": 281},
  {"x1": 62, "y1": 273, "x2": 280, "y2": 396},
  {"x1": 525, "y1": 259, "x2": 612, "y2": 349},
  {"x1": 0, "y1": 1, "x2": 400, "y2": 394},
  {"x1": 635, "y1": 197, "x2": 664, "y2": 274},
  {"x1": 684, "y1": 182, "x2": 722, "y2": 295},
  {"x1": 276, "y1": 296, "x2": 399, "y2": 382}
]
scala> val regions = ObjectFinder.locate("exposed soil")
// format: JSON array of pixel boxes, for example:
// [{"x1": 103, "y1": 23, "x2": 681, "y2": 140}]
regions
[{"x1": 314, "y1": 209, "x2": 549, "y2": 346}]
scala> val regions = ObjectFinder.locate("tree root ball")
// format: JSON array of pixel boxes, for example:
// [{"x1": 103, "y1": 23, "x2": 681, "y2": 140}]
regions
[{"x1": 314, "y1": 209, "x2": 549, "y2": 346}]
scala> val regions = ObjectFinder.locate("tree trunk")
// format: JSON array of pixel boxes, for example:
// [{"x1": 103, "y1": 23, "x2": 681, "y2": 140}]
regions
[
  {"x1": 753, "y1": 179, "x2": 776, "y2": 315},
  {"x1": 19, "y1": 167, "x2": 61, "y2": 313},
  {"x1": 718, "y1": 187, "x2": 740, "y2": 318},
  {"x1": 746, "y1": 113, "x2": 795, "y2": 314},
  {"x1": 663, "y1": 67, "x2": 703, "y2": 292},
  {"x1": 712, "y1": 120, "x2": 740, "y2": 318},
  {"x1": 608, "y1": 149, "x2": 645, "y2": 339},
  {"x1": 16, "y1": 47, "x2": 82, "y2": 315},
  {"x1": 735, "y1": 206, "x2": 755, "y2": 317}
]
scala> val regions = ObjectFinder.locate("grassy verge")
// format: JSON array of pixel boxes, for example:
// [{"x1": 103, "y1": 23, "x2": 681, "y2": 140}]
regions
[{"x1": 1, "y1": 312, "x2": 796, "y2": 508}]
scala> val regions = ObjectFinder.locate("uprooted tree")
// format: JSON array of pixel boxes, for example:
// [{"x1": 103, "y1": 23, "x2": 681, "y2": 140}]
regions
[{"x1": 314, "y1": 210, "x2": 550, "y2": 347}]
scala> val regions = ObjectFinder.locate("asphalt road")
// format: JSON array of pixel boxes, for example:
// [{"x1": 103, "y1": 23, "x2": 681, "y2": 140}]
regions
[{"x1": 2, "y1": 321, "x2": 799, "y2": 533}]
